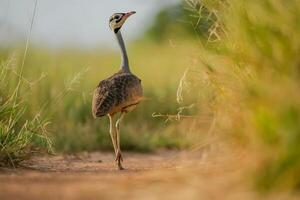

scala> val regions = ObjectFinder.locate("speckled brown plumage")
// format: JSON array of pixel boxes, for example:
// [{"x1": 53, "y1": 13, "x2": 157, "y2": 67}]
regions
[
  {"x1": 93, "y1": 11, "x2": 142, "y2": 170},
  {"x1": 92, "y1": 70, "x2": 143, "y2": 118}
]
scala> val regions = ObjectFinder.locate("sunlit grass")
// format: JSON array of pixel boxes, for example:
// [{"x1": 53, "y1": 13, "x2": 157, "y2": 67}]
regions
[
  {"x1": 0, "y1": 40, "x2": 201, "y2": 153},
  {"x1": 0, "y1": 56, "x2": 52, "y2": 167},
  {"x1": 182, "y1": 0, "x2": 300, "y2": 192}
]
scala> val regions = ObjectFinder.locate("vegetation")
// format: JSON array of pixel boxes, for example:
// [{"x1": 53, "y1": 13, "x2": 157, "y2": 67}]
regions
[
  {"x1": 1, "y1": 0, "x2": 300, "y2": 195},
  {"x1": 0, "y1": 55, "x2": 52, "y2": 166},
  {"x1": 144, "y1": 1, "x2": 217, "y2": 42},
  {"x1": 0, "y1": 40, "x2": 200, "y2": 158},
  {"x1": 180, "y1": 0, "x2": 300, "y2": 192}
]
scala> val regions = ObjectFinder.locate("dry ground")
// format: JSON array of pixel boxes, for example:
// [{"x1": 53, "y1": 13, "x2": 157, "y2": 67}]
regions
[
  {"x1": 0, "y1": 150, "x2": 298, "y2": 200},
  {"x1": 0, "y1": 151, "x2": 183, "y2": 200}
]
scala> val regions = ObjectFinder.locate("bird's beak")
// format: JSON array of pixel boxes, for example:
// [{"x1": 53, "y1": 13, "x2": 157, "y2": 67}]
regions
[{"x1": 124, "y1": 11, "x2": 136, "y2": 18}]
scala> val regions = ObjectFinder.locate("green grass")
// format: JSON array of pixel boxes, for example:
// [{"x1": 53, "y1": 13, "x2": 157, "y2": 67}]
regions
[
  {"x1": 0, "y1": 41, "x2": 200, "y2": 154},
  {"x1": 183, "y1": 0, "x2": 300, "y2": 192},
  {"x1": 0, "y1": 57, "x2": 52, "y2": 166}
]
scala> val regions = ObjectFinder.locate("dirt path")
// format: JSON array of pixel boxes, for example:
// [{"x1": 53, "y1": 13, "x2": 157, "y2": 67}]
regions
[
  {"x1": 1, "y1": 151, "x2": 298, "y2": 200},
  {"x1": 0, "y1": 151, "x2": 182, "y2": 200}
]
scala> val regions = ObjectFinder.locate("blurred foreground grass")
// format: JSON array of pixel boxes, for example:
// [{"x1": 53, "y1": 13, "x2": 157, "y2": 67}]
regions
[{"x1": 181, "y1": 0, "x2": 300, "y2": 192}]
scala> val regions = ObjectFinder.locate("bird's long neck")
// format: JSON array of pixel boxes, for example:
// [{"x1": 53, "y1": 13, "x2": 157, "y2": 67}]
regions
[{"x1": 115, "y1": 30, "x2": 130, "y2": 73}]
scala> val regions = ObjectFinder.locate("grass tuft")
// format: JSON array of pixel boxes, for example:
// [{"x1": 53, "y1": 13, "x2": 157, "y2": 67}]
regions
[{"x1": 0, "y1": 57, "x2": 52, "y2": 167}]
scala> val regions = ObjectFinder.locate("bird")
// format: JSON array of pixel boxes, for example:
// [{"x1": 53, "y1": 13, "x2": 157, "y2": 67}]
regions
[{"x1": 92, "y1": 11, "x2": 143, "y2": 170}]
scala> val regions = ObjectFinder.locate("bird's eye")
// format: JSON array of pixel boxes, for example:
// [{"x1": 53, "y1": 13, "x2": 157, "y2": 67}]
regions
[{"x1": 114, "y1": 15, "x2": 120, "y2": 20}]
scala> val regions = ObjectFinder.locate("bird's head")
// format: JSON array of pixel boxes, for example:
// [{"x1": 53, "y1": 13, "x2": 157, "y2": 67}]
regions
[{"x1": 109, "y1": 11, "x2": 136, "y2": 33}]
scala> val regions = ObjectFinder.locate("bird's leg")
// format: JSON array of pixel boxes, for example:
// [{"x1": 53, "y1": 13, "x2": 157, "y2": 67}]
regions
[
  {"x1": 108, "y1": 114, "x2": 117, "y2": 156},
  {"x1": 115, "y1": 112, "x2": 125, "y2": 170}
]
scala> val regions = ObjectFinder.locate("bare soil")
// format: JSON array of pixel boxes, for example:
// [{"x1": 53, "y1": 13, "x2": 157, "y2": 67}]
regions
[
  {"x1": 1, "y1": 151, "x2": 297, "y2": 200},
  {"x1": 0, "y1": 151, "x2": 182, "y2": 200}
]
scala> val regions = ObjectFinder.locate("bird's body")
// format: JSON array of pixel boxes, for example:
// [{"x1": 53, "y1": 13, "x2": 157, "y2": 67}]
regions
[
  {"x1": 92, "y1": 70, "x2": 143, "y2": 118},
  {"x1": 92, "y1": 11, "x2": 143, "y2": 170}
]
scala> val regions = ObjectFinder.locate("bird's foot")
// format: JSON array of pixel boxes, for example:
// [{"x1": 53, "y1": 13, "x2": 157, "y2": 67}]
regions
[
  {"x1": 115, "y1": 151, "x2": 123, "y2": 162},
  {"x1": 115, "y1": 151, "x2": 124, "y2": 170},
  {"x1": 117, "y1": 162, "x2": 124, "y2": 170}
]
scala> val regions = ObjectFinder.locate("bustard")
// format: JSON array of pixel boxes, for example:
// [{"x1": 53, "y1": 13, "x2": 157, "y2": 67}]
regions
[{"x1": 92, "y1": 11, "x2": 143, "y2": 170}]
